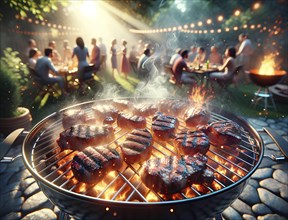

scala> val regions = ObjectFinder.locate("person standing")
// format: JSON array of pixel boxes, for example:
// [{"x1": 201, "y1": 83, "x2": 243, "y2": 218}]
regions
[
  {"x1": 236, "y1": 33, "x2": 254, "y2": 82},
  {"x1": 72, "y1": 37, "x2": 91, "y2": 80},
  {"x1": 110, "y1": 39, "x2": 119, "y2": 78},
  {"x1": 63, "y1": 40, "x2": 72, "y2": 66},
  {"x1": 121, "y1": 39, "x2": 130, "y2": 79},
  {"x1": 90, "y1": 38, "x2": 100, "y2": 71},
  {"x1": 98, "y1": 37, "x2": 107, "y2": 70}
]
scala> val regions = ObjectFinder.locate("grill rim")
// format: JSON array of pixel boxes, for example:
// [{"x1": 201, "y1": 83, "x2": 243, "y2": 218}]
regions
[{"x1": 22, "y1": 98, "x2": 264, "y2": 207}]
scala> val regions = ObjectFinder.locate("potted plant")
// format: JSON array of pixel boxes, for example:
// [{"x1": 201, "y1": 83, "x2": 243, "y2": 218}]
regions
[{"x1": 0, "y1": 58, "x2": 32, "y2": 136}]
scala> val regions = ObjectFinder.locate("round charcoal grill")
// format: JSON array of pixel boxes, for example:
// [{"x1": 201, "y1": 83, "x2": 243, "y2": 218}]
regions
[{"x1": 22, "y1": 98, "x2": 263, "y2": 220}]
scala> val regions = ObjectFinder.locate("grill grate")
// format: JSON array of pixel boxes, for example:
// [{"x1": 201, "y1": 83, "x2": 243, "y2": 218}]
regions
[{"x1": 30, "y1": 102, "x2": 260, "y2": 203}]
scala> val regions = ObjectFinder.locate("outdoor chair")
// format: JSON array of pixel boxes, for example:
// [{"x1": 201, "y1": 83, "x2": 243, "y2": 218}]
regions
[{"x1": 216, "y1": 65, "x2": 243, "y2": 90}]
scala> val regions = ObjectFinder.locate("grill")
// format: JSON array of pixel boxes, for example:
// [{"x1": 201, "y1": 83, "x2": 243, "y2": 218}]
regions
[{"x1": 22, "y1": 98, "x2": 263, "y2": 220}]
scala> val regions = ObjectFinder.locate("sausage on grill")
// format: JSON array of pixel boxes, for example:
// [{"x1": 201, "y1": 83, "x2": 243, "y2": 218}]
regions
[
  {"x1": 184, "y1": 106, "x2": 210, "y2": 128},
  {"x1": 140, "y1": 153, "x2": 209, "y2": 194},
  {"x1": 57, "y1": 125, "x2": 115, "y2": 151},
  {"x1": 201, "y1": 121, "x2": 242, "y2": 146},
  {"x1": 71, "y1": 146, "x2": 122, "y2": 184},
  {"x1": 174, "y1": 130, "x2": 210, "y2": 156},
  {"x1": 121, "y1": 129, "x2": 153, "y2": 164},
  {"x1": 151, "y1": 112, "x2": 179, "y2": 141},
  {"x1": 117, "y1": 113, "x2": 146, "y2": 130}
]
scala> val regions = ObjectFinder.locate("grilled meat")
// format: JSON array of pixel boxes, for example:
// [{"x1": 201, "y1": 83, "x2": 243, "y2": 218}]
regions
[
  {"x1": 92, "y1": 105, "x2": 119, "y2": 121},
  {"x1": 201, "y1": 121, "x2": 242, "y2": 146},
  {"x1": 57, "y1": 125, "x2": 115, "y2": 151},
  {"x1": 133, "y1": 103, "x2": 157, "y2": 117},
  {"x1": 121, "y1": 129, "x2": 153, "y2": 164},
  {"x1": 117, "y1": 113, "x2": 146, "y2": 130},
  {"x1": 174, "y1": 130, "x2": 210, "y2": 156},
  {"x1": 112, "y1": 99, "x2": 133, "y2": 111},
  {"x1": 157, "y1": 100, "x2": 189, "y2": 117},
  {"x1": 195, "y1": 169, "x2": 215, "y2": 185},
  {"x1": 151, "y1": 112, "x2": 179, "y2": 141},
  {"x1": 71, "y1": 146, "x2": 122, "y2": 184},
  {"x1": 184, "y1": 106, "x2": 210, "y2": 128},
  {"x1": 103, "y1": 116, "x2": 115, "y2": 125},
  {"x1": 141, "y1": 153, "x2": 208, "y2": 194},
  {"x1": 62, "y1": 109, "x2": 93, "y2": 129}
]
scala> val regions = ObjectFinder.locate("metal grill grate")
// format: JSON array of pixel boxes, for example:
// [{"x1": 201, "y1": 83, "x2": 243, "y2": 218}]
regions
[{"x1": 30, "y1": 101, "x2": 260, "y2": 203}]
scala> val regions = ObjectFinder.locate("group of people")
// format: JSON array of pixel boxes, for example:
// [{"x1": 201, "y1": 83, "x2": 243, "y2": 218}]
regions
[{"x1": 169, "y1": 33, "x2": 254, "y2": 86}]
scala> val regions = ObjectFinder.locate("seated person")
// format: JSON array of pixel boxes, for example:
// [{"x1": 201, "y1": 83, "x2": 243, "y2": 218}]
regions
[
  {"x1": 35, "y1": 48, "x2": 65, "y2": 94},
  {"x1": 48, "y1": 41, "x2": 62, "y2": 65},
  {"x1": 209, "y1": 47, "x2": 236, "y2": 81},
  {"x1": 209, "y1": 46, "x2": 222, "y2": 65},
  {"x1": 193, "y1": 47, "x2": 206, "y2": 65},
  {"x1": 28, "y1": 48, "x2": 41, "y2": 70},
  {"x1": 169, "y1": 48, "x2": 182, "y2": 66},
  {"x1": 172, "y1": 50, "x2": 196, "y2": 85}
]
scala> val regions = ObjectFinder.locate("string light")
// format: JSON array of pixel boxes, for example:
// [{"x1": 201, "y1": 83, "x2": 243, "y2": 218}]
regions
[
  {"x1": 206, "y1": 19, "x2": 212, "y2": 24},
  {"x1": 217, "y1": 15, "x2": 224, "y2": 22},
  {"x1": 234, "y1": 10, "x2": 241, "y2": 16},
  {"x1": 197, "y1": 21, "x2": 203, "y2": 26},
  {"x1": 253, "y1": 2, "x2": 261, "y2": 10},
  {"x1": 190, "y1": 23, "x2": 195, "y2": 28}
]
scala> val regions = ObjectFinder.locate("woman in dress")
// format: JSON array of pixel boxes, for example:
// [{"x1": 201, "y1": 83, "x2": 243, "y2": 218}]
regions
[
  {"x1": 121, "y1": 39, "x2": 130, "y2": 79},
  {"x1": 110, "y1": 39, "x2": 119, "y2": 77},
  {"x1": 72, "y1": 37, "x2": 90, "y2": 80}
]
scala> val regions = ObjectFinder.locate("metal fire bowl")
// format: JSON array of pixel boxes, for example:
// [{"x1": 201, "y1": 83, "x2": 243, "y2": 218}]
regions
[{"x1": 248, "y1": 69, "x2": 286, "y2": 87}]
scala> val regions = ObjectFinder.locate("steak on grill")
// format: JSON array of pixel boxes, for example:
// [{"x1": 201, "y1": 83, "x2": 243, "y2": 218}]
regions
[
  {"x1": 151, "y1": 112, "x2": 179, "y2": 141},
  {"x1": 92, "y1": 105, "x2": 119, "y2": 121},
  {"x1": 184, "y1": 106, "x2": 210, "y2": 128},
  {"x1": 117, "y1": 113, "x2": 146, "y2": 130},
  {"x1": 71, "y1": 146, "x2": 122, "y2": 184},
  {"x1": 141, "y1": 153, "x2": 208, "y2": 194},
  {"x1": 62, "y1": 109, "x2": 93, "y2": 129},
  {"x1": 57, "y1": 125, "x2": 115, "y2": 151},
  {"x1": 174, "y1": 130, "x2": 210, "y2": 156},
  {"x1": 112, "y1": 99, "x2": 134, "y2": 111},
  {"x1": 200, "y1": 121, "x2": 242, "y2": 146},
  {"x1": 157, "y1": 100, "x2": 189, "y2": 117},
  {"x1": 121, "y1": 129, "x2": 153, "y2": 164},
  {"x1": 133, "y1": 103, "x2": 157, "y2": 117}
]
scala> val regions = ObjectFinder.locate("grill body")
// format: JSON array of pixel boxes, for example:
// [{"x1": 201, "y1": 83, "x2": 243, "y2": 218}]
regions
[{"x1": 22, "y1": 98, "x2": 263, "y2": 220}]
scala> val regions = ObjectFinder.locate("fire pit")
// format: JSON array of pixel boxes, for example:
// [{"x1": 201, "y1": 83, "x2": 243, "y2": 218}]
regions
[
  {"x1": 247, "y1": 55, "x2": 287, "y2": 111},
  {"x1": 21, "y1": 98, "x2": 263, "y2": 220}
]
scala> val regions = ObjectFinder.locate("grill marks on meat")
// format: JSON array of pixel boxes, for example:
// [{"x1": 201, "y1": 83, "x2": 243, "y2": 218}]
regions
[
  {"x1": 174, "y1": 130, "x2": 210, "y2": 156},
  {"x1": 121, "y1": 129, "x2": 153, "y2": 164},
  {"x1": 158, "y1": 100, "x2": 189, "y2": 117},
  {"x1": 112, "y1": 99, "x2": 133, "y2": 111},
  {"x1": 201, "y1": 121, "x2": 242, "y2": 146},
  {"x1": 71, "y1": 146, "x2": 122, "y2": 184},
  {"x1": 117, "y1": 113, "x2": 146, "y2": 130},
  {"x1": 151, "y1": 112, "x2": 179, "y2": 141},
  {"x1": 133, "y1": 103, "x2": 157, "y2": 117},
  {"x1": 184, "y1": 106, "x2": 210, "y2": 128},
  {"x1": 57, "y1": 125, "x2": 115, "y2": 151},
  {"x1": 141, "y1": 153, "x2": 211, "y2": 194}
]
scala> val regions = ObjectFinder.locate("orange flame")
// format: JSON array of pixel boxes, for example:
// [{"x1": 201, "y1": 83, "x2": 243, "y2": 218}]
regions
[
  {"x1": 259, "y1": 55, "x2": 276, "y2": 75},
  {"x1": 189, "y1": 85, "x2": 213, "y2": 108}
]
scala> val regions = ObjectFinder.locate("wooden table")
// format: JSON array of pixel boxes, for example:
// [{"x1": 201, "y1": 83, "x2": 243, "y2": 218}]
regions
[{"x1": 187, "y1": 66, "x2": 218, "y2": 89}]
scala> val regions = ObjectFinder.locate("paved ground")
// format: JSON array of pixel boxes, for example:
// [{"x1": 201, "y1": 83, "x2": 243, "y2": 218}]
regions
[{"x1": 0, "y1": 117, "x2": 287, "y2": 220}]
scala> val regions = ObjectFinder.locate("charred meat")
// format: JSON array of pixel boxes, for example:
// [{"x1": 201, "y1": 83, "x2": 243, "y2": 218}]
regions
[
  {"x1": 184, "y1": 106, "x2": 210, "y2": 128},
  {"x1": 57, "y1": 125, "x2": 115, "y2": 151},
  {"x1": 141, "y1": 153, "x2": 209, "y2": 194},
  {"x1": 71, "y1": 146, "x2": 122, "y2": 184},
  {"x1": 174, "y1": 130, "x2": 210, "y2": 156},
  {"x1": 121, "y1": 129, "x2": 153, "y2": 164},
  {"x1": 117, "y1": 113, "x2": 146, "y2": 130},
  {"x1": 201, "y1": 121, "x2": 242, "y2": 146},
  {"x1": 151, "y1": 112, "x2": 179, "y2": 141}
]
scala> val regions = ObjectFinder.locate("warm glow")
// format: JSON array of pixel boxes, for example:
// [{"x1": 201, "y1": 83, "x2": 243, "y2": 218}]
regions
[
  {"x1": 197, "y1": 21, "x2": 203, "y2": 26},
  {"x1": 146, "y1": 191, "x2": 159, "y2": 202},
  {"x1": 234, "y1": 10, "x2": 241, "y2": 16},
  {"x1": 217, "y1": 15, "x2": 224, "y2": 22},
  {"x1": 253, "y1": 2, "x2": 261, "y2": 10},
  {"x1": 233, "y1": 26, "x2": 238, "y2": 31},
  {"x1": 259, "y1": 55, "x2": 276, "y2": 75},
  {"x1": 189, "y1": 85, "x2": 212, "y2": 108},
  {"x1": 190, "y1": 23, "x2": 195, "y2": 28},
  {"x1": 184, "y1": 24, "x2": 188, "y2": 29},
  {"x1": 206, "y1": 19, "x2": 212, "y2": 24}
]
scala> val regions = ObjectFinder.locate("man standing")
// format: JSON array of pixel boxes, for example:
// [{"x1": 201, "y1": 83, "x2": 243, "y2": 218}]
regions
[
  {"x1": 90, "y1": 38, "x2": 101, "y2": 71},
  {"x1": 35, "y1": 48, "x2": 66, "y2": 94},
  {"x1": 98, "y1": 37, "x2": 107, "y2": 70}
]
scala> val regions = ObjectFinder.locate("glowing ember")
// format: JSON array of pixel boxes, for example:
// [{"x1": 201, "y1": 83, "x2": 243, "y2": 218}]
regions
[{"x1": 259, "y1": 55, "x2": 276, "y2": 75}]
